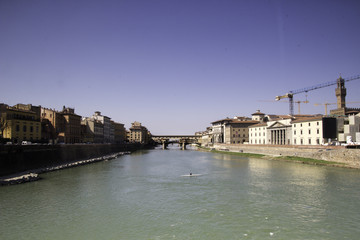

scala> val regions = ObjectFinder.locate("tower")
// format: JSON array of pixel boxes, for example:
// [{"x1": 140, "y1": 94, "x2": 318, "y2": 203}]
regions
[{"x1": 335, "y1": 77, "x2": 346, "y2": 109}]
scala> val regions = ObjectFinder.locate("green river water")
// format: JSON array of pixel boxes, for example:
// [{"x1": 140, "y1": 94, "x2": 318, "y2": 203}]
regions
[{"x1": 1, "y1": 148, "x2": 360, "y2": 239}]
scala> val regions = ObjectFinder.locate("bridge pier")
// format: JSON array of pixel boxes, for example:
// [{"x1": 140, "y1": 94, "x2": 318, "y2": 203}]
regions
[
  {"x1": 162, "y1": 140, "x2": 169, "y2": 150},
  {"x1": 179, "y1": 140, "x2": 190, "y2": 150},
  {"x1": 181, "y1": 142, "x2": 186, "y2": 150}
]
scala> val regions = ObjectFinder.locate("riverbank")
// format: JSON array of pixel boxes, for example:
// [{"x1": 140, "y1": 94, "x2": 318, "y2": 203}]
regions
[
  {"x1": 201, "y1": 144, "x2": 360, "y2": 169},
  {"x1": 0, "y1": 143, "x2": 146, "y2": 177},
  {"x1": 0, "y1": 151, "x2": 131, "y2": 186}
]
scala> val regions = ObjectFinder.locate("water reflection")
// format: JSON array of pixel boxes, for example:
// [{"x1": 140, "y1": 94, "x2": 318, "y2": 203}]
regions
[{"x1": 1, "y1": 150, "x2": 360, "y2": 239}]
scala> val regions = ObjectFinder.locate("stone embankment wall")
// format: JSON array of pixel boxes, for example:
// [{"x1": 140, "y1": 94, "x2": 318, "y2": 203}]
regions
[
  {"x1": 213, "y1": 144, "x2": 360, "y2": 168},
  {"x1": 0, "y1": 143, "x2": 143, "y2": 177}
]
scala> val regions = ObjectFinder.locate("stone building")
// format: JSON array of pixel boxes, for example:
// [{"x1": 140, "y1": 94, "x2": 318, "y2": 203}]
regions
[
  {"x1": 251, "y1": 110, "x2": 266, "y2": 121},
  {"x1": 211, "y1": 118, "x2": 228, "y2": 144},
  {"x1": 41, "y1": 106, "x2": 81, "y2": 144},
  {"x1": 41, "y1": 107, "x2": 64, "y2": 143},
  {"x1": 330, "y1": 77, "x2": 360, "y2": 116},
  {"x1": 1, "y1": 104, "x2": 41, "y2": 143},
  {"x1": 91, "y1": 111, "x2": 112, "y2": 143},
  {"x1": 81, "y1": 117, "x2": 104, "y2": 143},
  {"x1": 224, "y1": 119, "x2": 258, "y2": 144},
  {"x1": 211, "y1": 118, "x2": 258, "y2": 144},
  {"x1": 60, "y1": 107, "x2": 81, "y2": 144},
  {"x1": 196, "y1": 127, "x2": 212, "y2": 147},
  {"x1": 112, "y1": 121, "x2": 126, "y2": 144},
  {"x1": 128, "y1": 121, "x2": 150, "y2": 144}
]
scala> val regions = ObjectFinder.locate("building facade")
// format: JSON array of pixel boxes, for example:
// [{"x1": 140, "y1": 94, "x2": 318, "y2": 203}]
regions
[
  {"x1": 112, "y1": 121, "x2": 126, "y2": 144},
  {"x1": 92, "y1": 111, "x2": 111, "y2": 143},
  {"x1": 41, "y1": 106, "x2": 81, "y2": 144},
  {"x1": 60, "y1": 107, "x2": 81, "y2": 144},
  {"x1": 81, "y1": 117, "x2": 104, "y2": 143},
  {"x1": 292, "y1": 117, "x2": 323, "y2": 145},
  {"x1": 1, "y1": 104, "x2": 41, "y2": 143},
  {"x1": 249, "y1": 123, "x2": 267, "y2": 144},
  {"x1": 211, "y1": 118, "x2": 258, "y2": 144},
  {"x1": 267, "y1": 118, "x2": 293, "y2": 145},
  {"x1": 224, "y1": 120, "x2": 258, "y2": 144},
  {"x1": 128, "y1": 121, "x2": 150, "y2": 144}
]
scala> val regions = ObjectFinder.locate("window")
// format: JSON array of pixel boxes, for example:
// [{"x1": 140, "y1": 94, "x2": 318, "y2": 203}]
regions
[
  {"x1": 309, "y1": 139, "x2": 311, "y2": 144},
  {"x1": 317, "y1": 129, "x2": 319, "y2": 134},
  {"x1": 316, "y1": 139, "x2": 320, "y2": 144},
  {"x1": 16, "y1": 125, "x2": 20, "y2": 132},
  {"x1": 309, "y1": 130, "x2": 311, "y2": 134},
  {"x1": 23, "y1": 125, "x2": 27, "y2": 132},
  {"x1": 317, "y1": 122, "x2": 320, "y2": 126},
  {"x1": 300, "y1": 130, "x2": 303, "y2": 135},
  {"x1": 30, "y1": 126, "x2": 33, "y2": 132},
  {"x1": 294, "y1": 139, "x2": 297, "y2": 144},
  {"x1": 301, "y1": 139, "x2": 303, "y2": 145},
  {"x1": 294, "y1": 130, "x2": 296, "y2": 135},
  {"x1": 309, "y1": 123, "x2": 311, "y2": 126}
]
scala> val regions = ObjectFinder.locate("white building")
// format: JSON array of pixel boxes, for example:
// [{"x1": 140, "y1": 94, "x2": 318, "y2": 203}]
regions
[
  {"x1": 291, "y1": 116, "x2": 337, "y2": 145},
  {"x1": 292, "y1": 117, "x2": 323, "y2": 145},
  {"x1": 210, "y1": 118, "x2": 230, "y2": 143},
  {"x1": 267, "y1": 117, "x2": 293, "y2": 145},
  {"x1": 249, "y1": 111, "x2": 293, "y2": 145},
  {"x1": 249, "y1": 123, "x2": 267, "y2": 144}
]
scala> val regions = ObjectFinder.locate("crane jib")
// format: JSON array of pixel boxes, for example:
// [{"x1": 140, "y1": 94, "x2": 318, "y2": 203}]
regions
[
  {"x1": 275, "y1": 74, "x2": 360, "y2": 115},
  {"x1": 290, "y1": 74, "x2": 360, "y2": 95}
]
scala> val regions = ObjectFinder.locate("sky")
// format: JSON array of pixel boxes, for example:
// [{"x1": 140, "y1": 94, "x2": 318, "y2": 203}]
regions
[{"x1": 1, "y1": 0, "x2": 360, "y2": 135}]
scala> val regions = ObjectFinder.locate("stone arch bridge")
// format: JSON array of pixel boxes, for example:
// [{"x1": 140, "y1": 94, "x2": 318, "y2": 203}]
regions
[{"x1": 151, "y1": 135, "x2": 201, "y2": 150}]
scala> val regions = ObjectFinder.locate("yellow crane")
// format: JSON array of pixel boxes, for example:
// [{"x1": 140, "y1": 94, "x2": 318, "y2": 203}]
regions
[
  {"x1": 259, "y1": 98, "x2": 308, "y2": 114},
  {"x1": 313, "y1": 103, "x2": 336, "y2": 115},
  {"x1": 294, "y1": 100, "x2": 309, "y2": 114}
]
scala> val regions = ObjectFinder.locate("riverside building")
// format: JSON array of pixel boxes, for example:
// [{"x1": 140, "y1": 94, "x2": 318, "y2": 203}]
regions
[
  {"x1": 41, "y1": 106, "x2": 81, "y2": 144},
  {"x1": 211, "y1": 117, "x2": 258, "y2": 144},
  {"x1": 91, "y1": 111, "x2": 112, "y2": 143},
  {"x1": 128, "y1": 121, "x2": 150, "y2": 144},
  {"x1": 0, "y1": 104, "x2": 41, "y2": 143}
]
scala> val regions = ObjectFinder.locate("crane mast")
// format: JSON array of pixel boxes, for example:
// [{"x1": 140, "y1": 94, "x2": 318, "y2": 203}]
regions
[{"x1": 275, "y1": 74, "x2": 360, "y2": 115}]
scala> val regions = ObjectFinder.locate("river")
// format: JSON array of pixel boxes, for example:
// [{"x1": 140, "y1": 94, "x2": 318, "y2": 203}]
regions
[{"x1": 1, "y1": 148, "x2": 360, "y2": 239}]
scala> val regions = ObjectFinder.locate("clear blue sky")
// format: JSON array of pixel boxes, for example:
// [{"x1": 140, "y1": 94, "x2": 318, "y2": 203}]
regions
[{"x1": 1, "y1": 0, "x2": 360, "y2": 134}]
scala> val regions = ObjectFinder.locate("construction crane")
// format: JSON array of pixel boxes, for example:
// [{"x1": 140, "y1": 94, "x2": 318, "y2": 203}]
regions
[
  {"x1": 314, "y1": 101, "x2": 360, "y2": 115},
  {"x1": 260, "y1": 99, "x2": 309, "y2": 114},
  {"x1": 275, "y1": 74, "x2": 360, "y2": 115},
  {"x1": 295, "y1": 100, "x2": 309, "y2": 114},
  {"x1": 313, "y1": 103, "x2": 336, "y2": 115}
]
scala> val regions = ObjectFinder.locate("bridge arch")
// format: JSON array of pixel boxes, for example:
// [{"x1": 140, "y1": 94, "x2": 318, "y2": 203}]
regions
[{"x1": 151, "y1": 135, "x2": 201, "y2": 150}]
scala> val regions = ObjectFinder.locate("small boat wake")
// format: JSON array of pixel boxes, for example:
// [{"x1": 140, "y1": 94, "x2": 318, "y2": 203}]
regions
[{"x1": 181, "y1": 174, "x2": 202, "y2": 177}]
